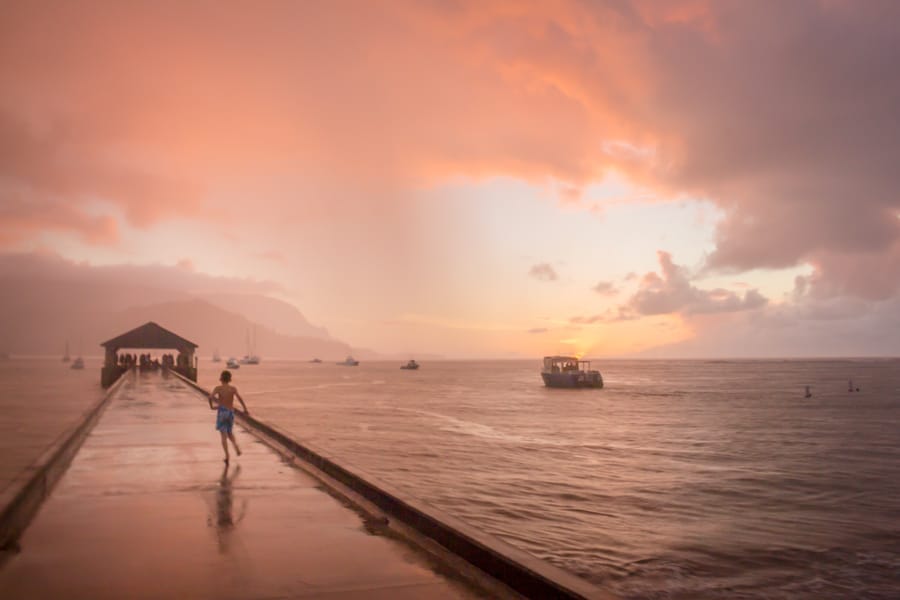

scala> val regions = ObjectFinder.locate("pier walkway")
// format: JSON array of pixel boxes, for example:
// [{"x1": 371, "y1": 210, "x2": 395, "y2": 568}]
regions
[{"x1": 0, "y1": 371, "x2": 484, "y2": 599}]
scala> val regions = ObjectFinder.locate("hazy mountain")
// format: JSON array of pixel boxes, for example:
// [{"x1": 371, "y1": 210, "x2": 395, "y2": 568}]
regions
[
  {"x1": 111, "y1": 299, "x2": 353, "y2": 360},
  {"x1": 0, "y1": 277, "x2": 186, "y2": 355},
  {"x1": 197, "y1": 293, "x2": 330, "y2": 340},
  {"x1": 0, "y1": 275, "x2": 356, "y2": 359},
  {"x1": 0, "y1": 253, "x2": 396, "y2": 359}
]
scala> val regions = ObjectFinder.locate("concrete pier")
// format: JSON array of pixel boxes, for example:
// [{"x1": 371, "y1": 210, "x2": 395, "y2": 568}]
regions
[{"x1": 0, "y1": 371, "x2": 486, "y2": 599}]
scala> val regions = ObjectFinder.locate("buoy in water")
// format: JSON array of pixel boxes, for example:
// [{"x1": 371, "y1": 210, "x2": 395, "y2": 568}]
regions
[{"x1": 804, "y1": 385, "x2": 812, "y2": 398}]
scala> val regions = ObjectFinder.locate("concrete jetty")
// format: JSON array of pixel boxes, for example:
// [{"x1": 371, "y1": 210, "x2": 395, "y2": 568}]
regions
[{"x1": 0, "y1": 371, "x2": 487, "y2": 599}]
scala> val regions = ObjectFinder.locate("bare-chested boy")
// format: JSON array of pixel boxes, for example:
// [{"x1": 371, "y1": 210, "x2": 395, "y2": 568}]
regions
[{"x1": 208, "y1": 370, "x2": 249, "y2": 463}]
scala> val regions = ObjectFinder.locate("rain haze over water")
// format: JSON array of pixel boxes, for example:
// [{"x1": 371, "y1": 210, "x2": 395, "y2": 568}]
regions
[{"x1": 5, "y1": 357, "x2": 898, "y2": 599}]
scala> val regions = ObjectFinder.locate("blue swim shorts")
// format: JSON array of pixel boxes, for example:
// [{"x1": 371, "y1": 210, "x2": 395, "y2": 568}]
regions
[{"x1": 216, "y1": 406, "x2": 235, "y2": 434}]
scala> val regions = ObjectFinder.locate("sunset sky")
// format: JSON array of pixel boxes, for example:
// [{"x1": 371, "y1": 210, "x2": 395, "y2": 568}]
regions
[{"x1": 2, "y1": 1, "x2": 900, "y2": 357}]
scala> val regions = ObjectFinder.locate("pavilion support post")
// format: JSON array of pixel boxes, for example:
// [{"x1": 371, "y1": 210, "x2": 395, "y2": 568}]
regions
[
  {"x1": 101, "y1": 347, "x2": 121, "y2": 388},
  {"x1": 184, "y1": 350, "x2": 197, "y2": 382}
]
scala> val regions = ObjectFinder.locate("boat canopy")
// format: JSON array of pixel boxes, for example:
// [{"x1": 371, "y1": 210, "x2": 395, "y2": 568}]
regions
[{"x1": 542, "y1": 356, "x2": 593, "y2": 372}]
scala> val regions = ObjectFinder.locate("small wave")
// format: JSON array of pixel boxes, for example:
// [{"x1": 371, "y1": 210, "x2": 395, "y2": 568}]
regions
[
  {"x1": 404, "y1": 408, "x2": 566, "y2": 446},
  {"x1": 242, "y1": 381, "x2": 363, "y2": 395}
]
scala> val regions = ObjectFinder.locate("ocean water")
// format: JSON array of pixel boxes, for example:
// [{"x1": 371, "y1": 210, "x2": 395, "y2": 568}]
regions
[
  {"x1": 0, "y1": 357, "x2": 103, "y2": 493},
  {"x1": 4, "y1": 357, "x2": 900, "y2": 598}
]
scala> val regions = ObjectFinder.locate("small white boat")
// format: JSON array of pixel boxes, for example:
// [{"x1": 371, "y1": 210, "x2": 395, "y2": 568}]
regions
[
  {"x1": 239, "y1": 355, "x2": 260, "y2": 365},
  {"x1": 540, "y1": 356, "x2": 602, "y2": 388},
  {"x1": 400, "y1": 360, "x2": 419, "y2": 370},
  {"x1": 337, "y1": 356, "x2": 359, "y2": 366},
  {"x1": 226, "y1": 358, "x2": 241, "y2": 369},
  {"x1": 70, "y1": 356, "x2": 85, "y2": 370}
]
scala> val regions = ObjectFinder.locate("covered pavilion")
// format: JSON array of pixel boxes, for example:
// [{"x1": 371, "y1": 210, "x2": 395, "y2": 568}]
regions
[{"x1": 100, "y1": 322, "x2": 198, "y2": 387}]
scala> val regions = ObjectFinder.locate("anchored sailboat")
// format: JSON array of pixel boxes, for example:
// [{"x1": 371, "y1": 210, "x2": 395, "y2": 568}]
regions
[
  {"x1": 70, "y1": 338, "x2": 85, "y2": 370},
  {"x1": 240, "y1": 328, "x2": 261, "y2": 365}
]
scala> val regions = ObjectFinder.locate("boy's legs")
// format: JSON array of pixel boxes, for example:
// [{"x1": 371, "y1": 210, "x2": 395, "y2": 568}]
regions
[
  {"x1": 227, "y1": 431, "x2": 242, "y2": 456},
  {"x1": 220, "y1": 431, "x2": 229, "y2": 461}
]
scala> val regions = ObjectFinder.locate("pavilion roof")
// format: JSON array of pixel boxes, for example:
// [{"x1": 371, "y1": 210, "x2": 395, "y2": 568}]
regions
[{"x1": 101, "y1": 322, "x2": 198, "y2": 352}]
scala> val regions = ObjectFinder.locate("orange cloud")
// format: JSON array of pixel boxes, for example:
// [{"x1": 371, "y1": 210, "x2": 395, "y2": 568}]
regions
[
  {"x1": 0, "y1": 188, "x2": 119, "y2": 246},
  {"x1": 1, "y1": 0, "x2": 899, "y2": 309}
]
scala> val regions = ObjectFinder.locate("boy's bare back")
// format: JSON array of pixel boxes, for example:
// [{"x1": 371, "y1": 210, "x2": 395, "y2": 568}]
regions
[{"x1": 212, "y1": 383, "x2": 241, "y2": 411}]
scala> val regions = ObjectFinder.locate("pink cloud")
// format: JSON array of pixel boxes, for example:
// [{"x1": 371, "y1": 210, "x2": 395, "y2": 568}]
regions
[
  {"x1": 625, "y1": 251, "x2": 767, "y2": 317},
  {"x1": 573, "y1": 251, "x2": 767, "y2": 324},
  {"x1": 0, "y1": 188, "x2": 119, "y2": 246},
  {"x1": 592, "y1": 281, "x2": 618, "y2": 296},
  {"x1": 0, "y1": 0, "x2": 897, "y2": 309},
  {"x1": 255, "y1": 250, "x2": 285, "y2": 263},
  {"x1": 0, "y1": 110, "x2": 203, "y2": 244},
  {"x1": 0, "y1": 252, "x2": 282, "y2": 296},
  {"x1": 529, "y1": 263, "x2": 559, "y2": 281},
  {"x1": 558, "y1": 185, "x2": 583, "y2": 205}
]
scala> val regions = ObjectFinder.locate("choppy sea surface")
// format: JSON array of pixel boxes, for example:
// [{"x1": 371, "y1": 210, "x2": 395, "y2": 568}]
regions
[{"x1": 4, "y1": 357, "x2": 900, "y2": 599}]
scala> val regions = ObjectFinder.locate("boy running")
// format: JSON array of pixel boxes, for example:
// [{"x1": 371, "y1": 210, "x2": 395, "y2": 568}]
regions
[{"x1": 209, "y1": 370, "x2": 249, "y2": 463}]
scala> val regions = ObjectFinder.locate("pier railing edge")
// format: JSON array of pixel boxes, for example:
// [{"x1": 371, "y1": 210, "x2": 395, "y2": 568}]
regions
[
  {"x1": 173, "y1": 372, "x2": 618, "y2": 600},
  {"x1": 0, "y1": 369, "x2": 131, "y2": 552}
]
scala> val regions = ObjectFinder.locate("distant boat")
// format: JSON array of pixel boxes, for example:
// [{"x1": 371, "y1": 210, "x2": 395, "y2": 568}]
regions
[
  {"x1": 540, "y1": 356, "x2": 603, "y2": 388},
  {"x1": 226, "y1": 358, "x2": 241, "y2": 369},
  {"x1": 309, "y1": 358, "x2": 323, "y2": 363},
  {"x1": 337, "y1": 356, "x2": 359, "y2": 366},
  {"x1": 400, "y1": 359, "x2": 419, "y2": 370},
  {"x1": 240, "y1": 328, "x2": 261, "y2": 365},
  {"x1": 212, "y1": 349, "x2": 221, "y2": 363},
  {"x1": 70, "y1": 356, "x2": 85, "y2": 370},
  {"x1": 62, "y1": 341, "x2": 71, "y2": 363}
]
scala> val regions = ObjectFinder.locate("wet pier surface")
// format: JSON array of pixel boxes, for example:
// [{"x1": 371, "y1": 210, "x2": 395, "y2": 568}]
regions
[{"x1": 0, "y1": 371, "x2": 484, "y2": 599}]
